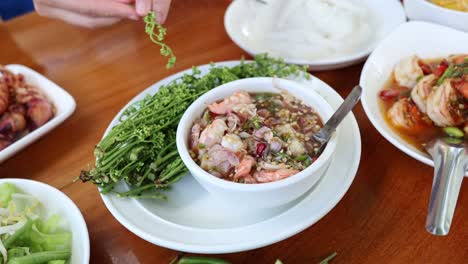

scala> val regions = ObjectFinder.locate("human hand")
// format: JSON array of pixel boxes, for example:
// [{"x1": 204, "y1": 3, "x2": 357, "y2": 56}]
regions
[
  {"x1": 135, "y1": 0, "x2": 172, "y2": 24},
  {"x1": 33, "y1": 0, "x2": 139, "y2": 28}
]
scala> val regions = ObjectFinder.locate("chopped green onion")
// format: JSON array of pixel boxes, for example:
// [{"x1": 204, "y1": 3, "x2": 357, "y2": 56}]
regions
[
  {"x1": 438, "y1": 64, "x2": 454, "y2": 85},
  {"x1": 443, "y1": 127, "x2": 464, "y2": 138},
  {"x1": 295, "y1": 155, "x2": 309, "y2": 161}
]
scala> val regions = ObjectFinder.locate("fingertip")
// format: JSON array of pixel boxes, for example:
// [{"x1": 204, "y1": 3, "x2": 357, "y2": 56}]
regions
[{"x1": 136, "y1": 0, "x2": 151, "y2": 16}]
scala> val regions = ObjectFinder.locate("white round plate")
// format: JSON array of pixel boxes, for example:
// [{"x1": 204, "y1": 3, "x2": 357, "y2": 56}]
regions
[
  {"x1": 224, "y1": 0, "x2": 406, "y2": 71},
  {"x1": 0, "y1": 178, "x2": 90, "y2": 264},
  {"x1": 100, "y1": 61, "x2": 362, "y2": 253}
]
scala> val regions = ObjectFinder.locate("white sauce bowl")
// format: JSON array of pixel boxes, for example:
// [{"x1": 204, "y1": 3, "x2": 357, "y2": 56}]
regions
[
  {"x1": 177, "y1": 77, "x2": 337, "y2": 208},
  {"x1": 404, "y1": 0, "x2": 468, "y2": 32}
]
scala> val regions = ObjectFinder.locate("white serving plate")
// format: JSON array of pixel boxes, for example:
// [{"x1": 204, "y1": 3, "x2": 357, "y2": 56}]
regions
[
  {"x1": 0, "y1": 178, "x2": 90, "y2": 264},
  {"x1": 100, "y1": 61, "x2": 362, "y2": 253},
  {"x1": 0, "y1": 65, "x2": 76, "y2": 163},
  {"x1": 224, "y1": 0, "x2": 406, "y2": 71},
  {"x1": 360, "y1": 21, "x2": 468, "y2": 176},
  {"x1": 404, "y1": 0, "x2": 468, "y2": 32}
]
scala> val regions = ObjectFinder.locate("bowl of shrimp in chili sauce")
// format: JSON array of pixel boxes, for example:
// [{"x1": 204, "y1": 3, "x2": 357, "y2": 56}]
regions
[
  {"x1": 177, "y1": 77, "x2": 337, "y2": 208},
  {"x1": 360, "y1": 21, "x2": 467, "y2": 174}
]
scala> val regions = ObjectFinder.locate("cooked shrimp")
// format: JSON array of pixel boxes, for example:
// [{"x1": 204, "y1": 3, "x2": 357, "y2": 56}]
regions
[
  {"x1": 190, "y1": 122, "x2": 201, "y2": 150},
  {"x1": 426, "y1": 79, "x2": 464, "y2": 127},
  {"x1": 226, "y1": 113, "x2": 240, "y2": 132},
  {"x1": 394, "y1": 55, "x2": 424, "y2": 88},
  {"x1": 221, "y1": 134, "x2": 244, "y2": 152},
  {"x1": 449, "y1": 54, "x2": 468, "y2": 65},
  {"x1": 234, "y1": 155, "x2": 255, "y2": 179},
  {"x1": 199, "y1": 119, "x2": 227, "y2": 148},
  {"x1": 0, "y1": 82, "x2": 8, "y2": 116},
  {"x1": 209, "y1": 91, "x2": 256, "y2": 118},
  {"x1": 387, "y1": 98, "x2": 432, "y2": 134},
  {"x1": 411, "y1": 74, "x2": 436, "y2": 113},
  {"x1": 200, "y1": 144, "x2": 239, "y2": 176},
  {"x1": 254, "y1": 169, "x2": 299, "y2": 183}
]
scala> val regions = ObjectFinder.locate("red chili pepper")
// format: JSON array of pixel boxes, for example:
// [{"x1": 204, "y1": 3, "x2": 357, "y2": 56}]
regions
[
  {"x1": 255, "y1": 143, "x2": 267, "y2": 158},
  {"x1": 452, "y1": 79, "x2": 468, "y2": 98},
  {"x1": 418, "y1": 60, "x2": 432, "y2": 75},
  {"x1": 379, "y1": 89, "x2": 401, "y2": 101},
  {"x1": 433, "y1": 60, "x2": 449, "y2": 77},
  {"x1": 209, "y1": 111, "x2": 219, "y2": 119}
]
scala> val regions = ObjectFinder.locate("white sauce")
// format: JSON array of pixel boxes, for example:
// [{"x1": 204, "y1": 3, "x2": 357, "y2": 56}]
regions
[{"x1": 245, "y1": 0, "x2": 375, "y2": 61}]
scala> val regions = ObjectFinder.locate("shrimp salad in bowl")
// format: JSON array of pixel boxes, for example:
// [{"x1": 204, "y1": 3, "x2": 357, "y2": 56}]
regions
[
  {"x1": 177, "y1": 77, "x2": 337, "y2": 208},
  {"x1": 189, "y1": 90, "x2": 324, "y2": 184},
  {"x1": 379, "y1": 54, "x2": 467, "y2": 150}
]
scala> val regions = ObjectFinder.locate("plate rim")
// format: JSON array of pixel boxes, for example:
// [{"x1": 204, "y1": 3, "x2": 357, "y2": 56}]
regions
[{"x1": 99, "y1": 60, "x2": 362, "y2": 253}]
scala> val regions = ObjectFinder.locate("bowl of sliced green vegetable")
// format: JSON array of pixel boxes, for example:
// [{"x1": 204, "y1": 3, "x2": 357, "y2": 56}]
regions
[{"x1": 0, "y1": 179, "x2": 89, "y2": 264}]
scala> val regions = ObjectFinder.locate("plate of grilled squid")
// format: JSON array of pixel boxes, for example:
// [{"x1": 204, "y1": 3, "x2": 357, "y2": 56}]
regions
[
  {"x1": 0, "y1": 65, "x2": 75, "y2": 163},
  {"x1": 360, "y1": 21, "x2": 467, "y2": 174}
]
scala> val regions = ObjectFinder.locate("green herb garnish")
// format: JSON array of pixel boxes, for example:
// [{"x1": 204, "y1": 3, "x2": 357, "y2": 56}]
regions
[
  {"x1": 437, "y1": 63, "x2": 454, "y2": 85},
  {"x1": 443, "y1": 127, "x2": 464, "y2": 138},
  {"x1": 80, "y1": 54, "x2": 309, "y2": 199},
  {"x1": 144, "y1": 11, "x2": 176, "y2": 69}
]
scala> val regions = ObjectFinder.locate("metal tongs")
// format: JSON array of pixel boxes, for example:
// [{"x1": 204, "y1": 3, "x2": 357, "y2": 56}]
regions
[{"x1": 425, "y1": 138, "x2": 468, "y2": 235}]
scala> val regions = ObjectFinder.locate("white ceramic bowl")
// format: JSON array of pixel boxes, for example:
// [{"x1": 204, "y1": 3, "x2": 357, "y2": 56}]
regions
[
  {"x1": 0, "y1": 178, "x2": 90, "y2": 264},
  {"x1": 177, "y1": 77, "x2": 337, "y2": 208},
  {"x1": 224, "y1": 0, "x2": 406, "y2": 71},
  {"x1": 360, "y1": 21, "x2": 468, "y2": 176},
  {"x1": 0, "y1": 65, "x2": 76, "y2": 163},
  {"x1": 404, "y1": 0, "x2": 468, "y2": 32}
]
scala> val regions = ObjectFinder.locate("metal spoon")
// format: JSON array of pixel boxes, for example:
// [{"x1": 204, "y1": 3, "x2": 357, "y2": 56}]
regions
[
  {"x1": 425, "y1": 137, "x2": 467, "y2": 235},
  {"x1": 312, "y1": 85, "x2": 362, "y2": 152}
]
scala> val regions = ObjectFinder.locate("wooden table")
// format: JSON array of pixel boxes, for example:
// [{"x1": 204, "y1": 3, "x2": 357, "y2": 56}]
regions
[{"x1": 1, "y1": 1, "x2": 467, "y2": 263}]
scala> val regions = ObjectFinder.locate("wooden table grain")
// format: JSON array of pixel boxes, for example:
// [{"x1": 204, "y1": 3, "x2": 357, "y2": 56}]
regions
[{"x1": 1, "y1": 1, "x2": 467, "y2": 263}]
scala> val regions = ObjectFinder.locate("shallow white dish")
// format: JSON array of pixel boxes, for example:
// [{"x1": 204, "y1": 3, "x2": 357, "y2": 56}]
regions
[
  {"x1": 360, "y1": 21, "x2": 468, "y2": 176},
  {"x1": 100, "y1": 61, "x2": 361, "y2": 253},
  {"x1": 0, "y1": 178, "x2": 90, "y2": 264},
  {"x1": 404, "y1": 0, "x2": 468, "y2": 32},
  {"x1": 177, "y1": 77, "x2": 337, "y2": 208},
  {"x1": 224, "y1": 0, "x2": 406, "y2": 71},
  {"x1": 0, "y1": 65, "x2": 76, "y2": 163}
]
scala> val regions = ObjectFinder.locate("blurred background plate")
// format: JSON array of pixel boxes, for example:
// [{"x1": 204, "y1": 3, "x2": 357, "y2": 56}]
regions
[
  {"x1": 0, "y1": 65, "x2": 76, "y2": 163},
  {"x1": 0, "y1": 178, "x2": 90, "y2": 264},
  {"x1": 224, "y1": 0, "x2": 406, "y2": 71}
]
